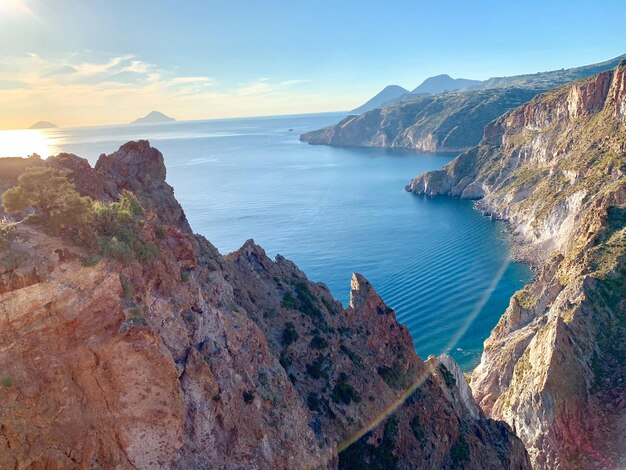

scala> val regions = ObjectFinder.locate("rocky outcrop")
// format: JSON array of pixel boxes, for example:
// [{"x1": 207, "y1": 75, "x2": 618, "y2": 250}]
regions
[
  {"x1": 0, "y1": 143, "x2": 530, "y2": 468},
  {"x1": 408, "y1": 64, "x2": 626, "y2": 469},
  {"x1": 301, "y1": 88, "x2": 540, "y2": 153}
]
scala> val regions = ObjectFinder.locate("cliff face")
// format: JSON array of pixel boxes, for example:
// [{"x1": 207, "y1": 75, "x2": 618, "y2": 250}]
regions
[
  {"x1": 300, "y1": 88, "x2": 540, "y2": 153},
  {"x1": 407, "y1": 64, "x2": 626, "y2": 469},
  {"x1": 0, "y1": 141, "x2": 529, "y2": 468}
]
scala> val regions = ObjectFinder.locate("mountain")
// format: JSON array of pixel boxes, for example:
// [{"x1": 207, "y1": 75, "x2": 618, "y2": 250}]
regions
[
  {"x1": 302, "y1": 53, "x2": 626, "y2": 153},
  {"x1": 131, "y1": 110, "x2": 175, "y2": 124},
  {"x1": 411, "y1": 74, "x2": 482, "y2": 94},
  {"x1": 301, "y1": 88, "x2": 539, "y2": 152},
  {"x1": 29, "y1": 121, "x2": 58, "y2": 129},
  {"x1": 407, "y1": 63, "x2": 626, "y2": 469},
  {"x1": 0, "y1": 141, "x2": 529, "y2": 468},
  {"x1": 350, "y1": 85, "x2": 409, "y2": 114}
]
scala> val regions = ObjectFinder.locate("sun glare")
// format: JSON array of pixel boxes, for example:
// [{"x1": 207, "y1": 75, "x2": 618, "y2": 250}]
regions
[
  {"x1": 0, "y1": 0, "x2": 33, "y2": 16},
  {"x1": 0, "y1": 129, "x2": 53, "y2": 158}
]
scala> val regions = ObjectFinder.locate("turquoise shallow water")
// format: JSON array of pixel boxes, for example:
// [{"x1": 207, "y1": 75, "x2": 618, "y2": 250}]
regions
[{"x1": 11, "y1": 112, "x2": 532, "y2": 370}]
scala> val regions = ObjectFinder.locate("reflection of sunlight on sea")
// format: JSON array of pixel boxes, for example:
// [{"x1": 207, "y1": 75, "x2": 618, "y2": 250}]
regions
[{"x1": 0, "y1": 129, "x2": 59, "y2": 158}]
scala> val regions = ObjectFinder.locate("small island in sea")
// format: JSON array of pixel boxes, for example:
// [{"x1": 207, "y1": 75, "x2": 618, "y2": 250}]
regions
[
  {"x1": 132, "y1": 111, "x2": 176, "y2": 124},
  {"x1": 29, "y1": 121, "x2": 58, "y2": 129}
]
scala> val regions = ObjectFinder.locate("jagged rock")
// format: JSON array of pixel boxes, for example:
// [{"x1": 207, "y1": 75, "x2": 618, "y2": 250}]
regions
[
  {"x1": 436, "y1": 354, "x2": 481, "y2": 419},
  {"x1": 95, "y1": 140, "x2": 190, "y2": 230},
  {"x1": 0, "y1": 143, "x2": 529, "y2": 468},
  {"x1": 408, "y1": 63, "x2": 626, "y2": 469}
]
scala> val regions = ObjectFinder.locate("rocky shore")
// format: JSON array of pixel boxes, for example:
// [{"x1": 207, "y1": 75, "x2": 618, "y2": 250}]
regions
[{"x1": 408, "y1": 63, "x2": 626, "y2": 469}]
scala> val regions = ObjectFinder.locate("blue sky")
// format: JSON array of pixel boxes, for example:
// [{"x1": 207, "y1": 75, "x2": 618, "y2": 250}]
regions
[{"x1": 1, "y1": 0, "x2": 626, "y2": 128}]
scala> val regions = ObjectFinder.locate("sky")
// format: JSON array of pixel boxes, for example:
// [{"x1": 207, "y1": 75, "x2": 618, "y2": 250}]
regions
[{"x1": 1, "y1": 0, "x2": 626, "y2": 129}]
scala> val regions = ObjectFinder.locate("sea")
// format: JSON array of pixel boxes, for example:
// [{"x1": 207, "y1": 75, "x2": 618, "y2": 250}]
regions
[{"x1": 0, "y1": 112, "x2": 533, "y2": 370}]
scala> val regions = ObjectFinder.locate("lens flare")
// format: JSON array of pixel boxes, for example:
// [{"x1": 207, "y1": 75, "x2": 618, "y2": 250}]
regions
[
  {"x1": 0, "y1": 0, "x2": 34, "y2": 17},
  {"x1": 338, "y1": 257, "x2": 513, "y2": 453}
]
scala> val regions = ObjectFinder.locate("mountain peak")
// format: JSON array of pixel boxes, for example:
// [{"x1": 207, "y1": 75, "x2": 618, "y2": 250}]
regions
[
  {"x1": 411, "y1": 75, "x2": 482, "y2": 94},
  {"x1": 132, "y1": 111, "x2": 175, "y2": 124},
  {"x1": 350, "y1": 85, "x2": 409, "y2": 113}
]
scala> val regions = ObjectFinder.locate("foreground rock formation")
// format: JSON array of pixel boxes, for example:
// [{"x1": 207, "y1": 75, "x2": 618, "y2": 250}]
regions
[
  {"x1": 0, "y1": 141, "x2": 529, "y2": 468},
  {"x1": 408, "y1": 63, "x2": 626, "y2": 469}
]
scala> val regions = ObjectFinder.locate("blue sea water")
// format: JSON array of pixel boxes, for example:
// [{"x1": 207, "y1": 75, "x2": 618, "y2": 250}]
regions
[{"x1": 6, "y1": 113, "x2": 532, "y2": 370}]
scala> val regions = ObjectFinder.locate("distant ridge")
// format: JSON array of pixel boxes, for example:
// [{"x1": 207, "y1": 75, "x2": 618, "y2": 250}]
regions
[
  {"x1": 132, "y1": 111, "x2": 175, "y2": 124},
  {"x1": 411, "y1": 74, "x2": 481, "y2": 94},
  {"x1": 302, "y1": 52, "x2": 626, "y2": 153},
  {"x1": 29, "y1": 121, "x2": 58, "y2": 129},
  {"x1": 350, "y1": 85, "x2": 409, "y2": 114}
]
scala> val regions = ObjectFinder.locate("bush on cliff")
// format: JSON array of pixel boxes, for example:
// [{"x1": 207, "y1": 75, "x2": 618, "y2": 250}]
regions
[
  {"x1": 2, "y1": 167, "x2": 93, "y2": 242},
  {"x1": 92, "y1": 191, "x2": 158, "y2": 264},
  {"x1": 2, "y1": 168, "x2": 158, "y2": 264},
  {"x1": 0, "y1": 218, "x2": 16, "y2": 251}
]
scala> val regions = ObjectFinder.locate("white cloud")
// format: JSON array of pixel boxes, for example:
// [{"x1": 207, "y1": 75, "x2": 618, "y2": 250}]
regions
[
  {"x1": 236, "y1": 79, "x2": 308, "y2": 97},
  {"x1": 0, "y1": 53, "x2": 348, "y2": 129}
]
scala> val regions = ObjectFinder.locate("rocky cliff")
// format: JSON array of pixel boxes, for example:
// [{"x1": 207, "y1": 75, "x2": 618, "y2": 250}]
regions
[
  {"x1": 407, "y1": 63, "x2": 626, "y2": 469},
  {"x1": 0, "y1": 141, "x2": 529, "y2": 468},
  {"x1": 300, "y1": 88, "x2": 540, "y2": 153}
]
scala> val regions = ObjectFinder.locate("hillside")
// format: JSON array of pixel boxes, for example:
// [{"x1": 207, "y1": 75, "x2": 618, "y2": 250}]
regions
[
  {"x1": 407, "y1": 63, "x2": 626, "y2": 469},
  {"x1": 480, "y1": 53, "x2": 626, "y2": 90},
  {"x1": 0, "y1": 141, "x2": 529, "y2": 468},
  {"x1": 301, "y1": 88, "x2": 539, "y2": 152},
  {"x1": 302, "y1": 53, "x2": 626, "y2": 153}
]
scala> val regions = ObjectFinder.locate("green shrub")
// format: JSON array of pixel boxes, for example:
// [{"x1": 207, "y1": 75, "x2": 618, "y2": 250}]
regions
[
  {"x1": 102, "y1": 237, "x2": 135, "y2": 265},
  {"x1": 282, "y1": 322, "x2": 299, "y2": 346},
  {"x1": 439, "y1": 364, "x2": 456, "y2": 388},
  {"x1": 332, "y1": 373, "x2": 361, "y2": 404},
  {"x1": 410, "y1": 416, "x2": 425, "y2": 443},
  {"x1": 129, "y1": 307, "x2": 147, "y2": 326},
  {"x1": 1, "y1": 377, "x2": 12, "y2": 387},
  {"x1": 120, "y1": 277, "x2": 134, "y2": 300},
  {"x1": 306, "y1": 354, "x2": 328, "y2": 380},
  {"x1": 307, "y1": 392, "x2": 322, "y2": 412},
  {"x1": 451, "y1": 434, "x2": 470, "y2": 466},
  {"x1": 0, "y1": 218, "x2": 16, "y2": 251},
  {"x1": 92, "y1": 191, "x2": 158, "y2": 265},
  {"x1": 339, "y1": 344, "x2": 363, "y2": 369},
  {"x1": 80, "y1": 255, "x2": 100, "y2": 267},
  {"x1": 377, "y1": 363, "x2": 410, "y2": 390},
  {"x1": 310, "y1": 335, "x2": 328, "y2": 350},
  {"x1": 281, "y1": 281, "x2": 324, "y2": 320},
  {"x1": 2, "y1": 167, "x2": 93, "y2": 238},
  {"x1": 243, "y1": 390, "x2": 255, "y2": 404},
  {"x1": 279, "y1": 352, "x2": 292, "y2": 369},
  {"x1": 281, "y1": 292, "x2": 299, "y2": 309}
]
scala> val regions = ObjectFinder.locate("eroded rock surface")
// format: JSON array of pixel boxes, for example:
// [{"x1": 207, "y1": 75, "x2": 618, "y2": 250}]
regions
[
  {"x1": 0, "y1": 141, "x2": 529, "y2": 468},
  {"x1": 408, "y1": 63, "x2": 626, "y2": 469}
]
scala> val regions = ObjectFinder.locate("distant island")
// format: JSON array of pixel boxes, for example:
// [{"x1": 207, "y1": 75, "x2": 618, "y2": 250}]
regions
[
  {"x1": 29, "y1": 121, "x2": 58, "y2": 129},
  {"x1": 132, "y1": 111, "x2": 175, "y2": 124}
]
